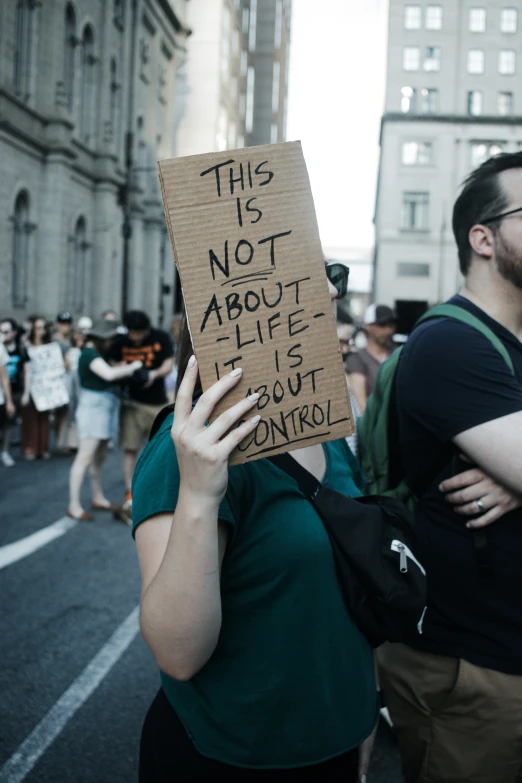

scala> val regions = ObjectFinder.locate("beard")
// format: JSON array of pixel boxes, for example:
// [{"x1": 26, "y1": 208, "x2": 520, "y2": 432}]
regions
[{"x1": 495, "y1": 233, "x2": 522, "y2": 290}]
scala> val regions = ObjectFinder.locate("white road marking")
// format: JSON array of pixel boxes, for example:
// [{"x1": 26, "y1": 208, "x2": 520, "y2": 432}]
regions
[
  {"x1": 0, "y1": 517, "x2": 77, "y2": 571},
  {"x1": 0, "y1": 606, "x2": 140, "y2": 783}
]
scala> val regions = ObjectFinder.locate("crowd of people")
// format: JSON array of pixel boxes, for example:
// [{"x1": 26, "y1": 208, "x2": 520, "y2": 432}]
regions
[
  {"x1": 0, "y1": 309, "x2": 178, "y2": 524},
  {"x1": 3, "y1": 151, "x2": 522, "y2": 783}
]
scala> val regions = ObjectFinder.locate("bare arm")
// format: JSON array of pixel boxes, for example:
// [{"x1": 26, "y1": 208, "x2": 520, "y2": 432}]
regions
[
  {"x1": 347, "y1": 372, "x2": 368, "y2": 413},
  {"x1": 22, "y1": 362, "x2": 31, "y2": 405},
  {"x1": 0, "y1": 365, "x2": 14, "y2": 413},
  {"x1": 136, "y1": 510, "x2": 229, "y2": 681},
  {"x1": 134, "y1": 357, "x2": 261, "y2": 681},
  {"x1": 89, "y1": 356, "x2": 142, "y2": 382},
  {"x1": 150, "y1": 357, "x2": 175, "y2": 381},
  {"x1": 453, "y1": 410, "x2": 522, "y2": 496}
]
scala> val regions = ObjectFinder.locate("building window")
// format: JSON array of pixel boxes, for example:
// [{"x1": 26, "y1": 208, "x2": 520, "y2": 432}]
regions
[
  {"x1": 467, "y1": 90, "x2": 483, "y2": 115},
  {"x1": 271, "y1": 123, "x2": 278, "y2": 144},
  {"x1": 221, "y1": 5, "x2": 230, "y2": 80},
  {"x1": 467, "y1": 49, "x2": 484, "y2": 74},
  {"x1": 79, "y1": 25, "x2": 96, "y2": 143},
  {"x1": 404, "y1": 5, "x2": 422, "y2": 29},
  {"x1": 471, "y1": 142, "x2": 505, "y2": 168},
  {"x1": 401, "y1": 85, "x2": 417, "y2": 113},
  {"x1": 110, "y1": 58, "x2": 122, "y2": 145},
  {"x1": 420, "y1": 87, "x2": 438, "y2": 113},
  {"x1": 274, "y1": 0, "x2": 283, "y2": 47},
  {"x1": 402, "y1": 141, "x2": 433, "y2": 165},
  {"x1": 245, "y1": 65, "x2": 255, "y2": 133},
  {"x1": 242, "y1": 7, "x2": 249, "y2": 34},
  {"x1": 424, "y1": 46, "x2": 441, "y2": 71},
  {"x1": 14, "y1": 0, "x2": 35, "y2": 102},
  {"x1": 232, "y1": 29, "x2": 239, "y2": 56},
  {"x1": 248, "y1": 0, "x2": 257, "y2": 52},
  {"x1": 69, "y1": 217, "x2": 88, "y2": 312},
  {"x1": 500, "y1": 8, "x2": 518, "y2": 33},
  {"x1": 64, "y1": 4, "x2": 77, "y2": 111},
  {"x1": 498, "y1": 91, "x2": 514, "y2": 115},
  {"x1": 272, "y1": 61, "x2": 280, "y2": 113},
  {"x1": 403, "y1": 46, "x2": 420, "y2": 71},
  {"x1": 240, "y1": 50, "x2": 248, "y2": 76},
  {"x1": 113, "y1": 0, "x2": 124, "y2": 29},
  {"x1": 469, "y1": 8, "x2": 486, "y2": 32},
  {"x1": 11, "y1": 190, "x2": 31, "y2": 308},
  {"x1": 397, "y1": 262, "x2": 430, "y2": 277},
  {"x1": 402, "y1": 192, "x2": 429, "y2": 230},
  {"x1": 425, "y1": 5, "x2": 442, "y2": 29},
  {"x1": 499, "y1": 50, "x2": 516, "y2": 74}
]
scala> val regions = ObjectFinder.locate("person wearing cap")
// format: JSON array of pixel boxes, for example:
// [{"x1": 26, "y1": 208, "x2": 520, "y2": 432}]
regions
[
  {"x1": 345, "y1": 304, "x2": 396, "y2": 414},
  {"x1": 67, "y1": 319, "x2": 143, "y2": 521},
  {"x1": 54, "y1": 312, "x2": 74, "y2": 453}
]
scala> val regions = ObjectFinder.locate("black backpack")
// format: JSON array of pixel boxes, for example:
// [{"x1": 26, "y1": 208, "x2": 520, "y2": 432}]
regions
[
  {"x1": 269, "y1": 452, "x2": 427, "y2": 648},
  {"x1": 149, "y1": 406, "x2": 427, "y2": 648}
]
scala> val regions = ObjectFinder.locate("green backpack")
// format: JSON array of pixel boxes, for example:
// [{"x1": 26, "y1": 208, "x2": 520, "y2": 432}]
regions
[{"x1": 357, "y1": 303, "x2": 514, "y2": 508}]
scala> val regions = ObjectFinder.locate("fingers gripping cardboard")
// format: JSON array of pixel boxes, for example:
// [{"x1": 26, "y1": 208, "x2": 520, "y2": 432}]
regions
[{"x1": 158, "y1": 141, "x2": 354, "y2": 465}]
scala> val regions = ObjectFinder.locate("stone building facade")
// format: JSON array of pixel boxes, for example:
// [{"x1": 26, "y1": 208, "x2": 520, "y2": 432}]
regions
[
  {"x1": 374, "y1": 1, "x2": 522, "y2": 332},
  {"x1": 0, "y1": 0, "x2": 189, "y2": 326}
]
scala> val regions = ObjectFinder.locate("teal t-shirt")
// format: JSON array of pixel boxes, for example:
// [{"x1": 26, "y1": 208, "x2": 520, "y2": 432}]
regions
[
  {"x1": 132, "y1": 413, "x2": 378, "y2": 769},
  {"x1": 78, "y1": 346, "x2": 111, "y2": 391}
]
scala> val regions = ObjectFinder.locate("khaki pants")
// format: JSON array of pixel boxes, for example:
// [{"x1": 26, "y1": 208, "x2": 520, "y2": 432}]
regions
[
  {"x1": 119, "y1": 400, "x2": 165, "y2": 452},
  {"x1": 378, "y1": 642, "x2": 522, "y2": 783}
]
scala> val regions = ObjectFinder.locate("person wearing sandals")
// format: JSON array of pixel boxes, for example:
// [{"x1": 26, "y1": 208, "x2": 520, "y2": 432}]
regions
[{"x1": 67, "y1": 318, "x2": 142, "y2": 521}]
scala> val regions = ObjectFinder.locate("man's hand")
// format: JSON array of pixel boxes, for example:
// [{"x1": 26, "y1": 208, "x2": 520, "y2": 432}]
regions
[
  {"x1": 143, "y1": 370, "x2": 156, "y2": 389},
  {"x1": 439, "y1": 456, "x2": 522, "y2": 528},
  {"x1": 6, "y1": 400, "x2": 15, "y2": 418}
]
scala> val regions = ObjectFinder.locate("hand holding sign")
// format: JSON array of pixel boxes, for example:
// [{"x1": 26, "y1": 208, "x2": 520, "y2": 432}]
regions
[
  {"x1": 172, "y1": 357, "x2": 261, "y2": 506},
  {"x1": 158, "y1": 141, "x2": 353, "y2": 464}
]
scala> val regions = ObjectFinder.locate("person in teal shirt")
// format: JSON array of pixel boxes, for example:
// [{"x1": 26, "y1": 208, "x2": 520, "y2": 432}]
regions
[{"x1": 132, "y1": 273, "x2": 379, "y2": 782}]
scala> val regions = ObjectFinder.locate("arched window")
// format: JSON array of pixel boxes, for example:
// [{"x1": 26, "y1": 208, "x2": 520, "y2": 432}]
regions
[
  {"x1": 11, "y1": 191, "x2": 30, "y2": 308},
  {"x1": 109, "y1": 57, "x2": 122, "y2": 146},
  {"x1": 69, "y1": 217, "x2": 89, "y2": 311},
  {"x1": 64, "y1": 4, "x2": 77, "y2": 110},
  {"x1": 14, "y1": 0, "x2": 35, "y2": 102},
  {"x1": 79, "y1": 25, "x2": 95, "y2": 143},
  {"x1": 114, "y1": 0, "x2": 125, "y2": 29}
]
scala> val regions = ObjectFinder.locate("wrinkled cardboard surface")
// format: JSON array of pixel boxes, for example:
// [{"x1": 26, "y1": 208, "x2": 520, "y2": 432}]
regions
[{"x1": 158, "y1": 141, "x2": 354, "y2": 464}]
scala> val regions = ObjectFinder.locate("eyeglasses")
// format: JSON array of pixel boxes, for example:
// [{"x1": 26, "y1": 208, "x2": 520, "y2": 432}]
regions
[
  {"x1": 0, "y1": 329, "x2": 12, "y2": 335},
  {"x1": 482, "y1": 205, "x2": 522, "y2": 225},
  {"x1": 325, "y1": 263, "x2": 350, "y2": 299}
]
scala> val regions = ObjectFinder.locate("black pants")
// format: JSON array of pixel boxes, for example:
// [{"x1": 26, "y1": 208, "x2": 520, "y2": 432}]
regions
[{"x1": 139, "y1": 689, "x2": 359, "y2": 782}]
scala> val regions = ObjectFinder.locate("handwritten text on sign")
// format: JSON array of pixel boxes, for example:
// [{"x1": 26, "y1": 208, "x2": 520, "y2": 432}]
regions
[
  {"x1": 158, "y1": 142, "x2": 353, "y2": 464},
  {"x1": 28, "y1": 343, "x2": 69, "y2": 412}
]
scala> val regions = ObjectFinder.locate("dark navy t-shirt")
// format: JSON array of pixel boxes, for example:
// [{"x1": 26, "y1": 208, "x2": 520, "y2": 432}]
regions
[{"x1": 396, "y1": 294, "x2": 522, "y2": 674}]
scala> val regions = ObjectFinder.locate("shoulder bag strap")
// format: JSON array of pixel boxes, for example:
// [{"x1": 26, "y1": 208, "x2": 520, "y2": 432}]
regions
[{"x1": 268, "y1": 452, "x2": 321, "y2": 500}]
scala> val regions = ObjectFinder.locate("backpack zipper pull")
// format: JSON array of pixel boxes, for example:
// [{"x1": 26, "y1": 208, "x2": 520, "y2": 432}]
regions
[{"x1": 398, "y1": 543, "x2": 408, "y2": 573}]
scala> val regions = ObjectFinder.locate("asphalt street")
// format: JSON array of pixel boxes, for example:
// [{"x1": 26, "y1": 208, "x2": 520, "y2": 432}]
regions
[{"x1": 0, "y1": 442, "x2": 404, "y2": 783}]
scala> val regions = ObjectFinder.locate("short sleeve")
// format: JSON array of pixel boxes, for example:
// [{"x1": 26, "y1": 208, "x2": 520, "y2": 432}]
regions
[
  {"x1": 131, "y1": 422, "x2": 238, "y2": 538},
  {"x1": 106, "y1": 338, "x2": 123, "y2": 363},
  {"x1": 344, "y1": 352, "x2": 366, "y2": 375},
  {"x1": 397, "y1": 319, "x2": 522, "y2": 441},
  {"x1": 159, "y1": 331, "x2": 174, "y2": 359}
]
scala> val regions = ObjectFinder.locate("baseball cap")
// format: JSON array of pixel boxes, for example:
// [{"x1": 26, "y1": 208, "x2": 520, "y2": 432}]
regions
[
  {"x1": 77, "y1": 316, "x2": 93, "y2": 331},
  {"x1": 56, "y1": 311, "x2": 73, "y2": 323},
  {"x1": 364, "y1": 304, "x2": 396, "y2": 326}
]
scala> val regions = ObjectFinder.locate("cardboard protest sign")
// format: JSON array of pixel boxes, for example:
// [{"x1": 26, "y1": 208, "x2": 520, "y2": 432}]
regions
[
  {"x1": 158, "y1": 141, "x2": 353, "y2": 464},
  {"x1": 28, "y1": 343, "x2": 69, "y2": 412}
]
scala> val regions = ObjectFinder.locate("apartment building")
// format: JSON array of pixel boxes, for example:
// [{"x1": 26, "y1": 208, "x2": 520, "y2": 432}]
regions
[
  {"x1": 374, "y1": 1, "x2": 522, "y2": 332},
  {"x1": 175, "y1": 0, "x2": 291, "y2": 156}
]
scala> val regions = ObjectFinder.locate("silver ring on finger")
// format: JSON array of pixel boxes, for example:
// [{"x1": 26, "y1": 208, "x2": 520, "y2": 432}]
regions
[{"x1": 475, "y1": 498, "x2": 486, "y2": 514}]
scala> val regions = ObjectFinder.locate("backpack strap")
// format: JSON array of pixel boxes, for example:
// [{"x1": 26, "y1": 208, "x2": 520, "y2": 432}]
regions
[
  {"x1": 149, "y1": 404, "x2": 175, "y2": 442},
  {"x1": 269, "y1": 452, "x2": 321, "y2": 500},
  {"x1": 416, "y1": 303, "x2": 514, "y2": 375}
]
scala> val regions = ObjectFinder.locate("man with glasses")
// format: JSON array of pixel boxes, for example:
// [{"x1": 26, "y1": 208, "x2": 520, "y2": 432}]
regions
[
  {"x1": 0, "y1": 319, "x2": 22, "y2": 466},
  {"x1": 378, "y1": 152, "x2": 522, "y2": 782}
]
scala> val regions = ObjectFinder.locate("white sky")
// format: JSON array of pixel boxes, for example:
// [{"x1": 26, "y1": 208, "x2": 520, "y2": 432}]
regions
[{"x1": 286, "y1": 0, "x2": 388, "y2": 251}]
